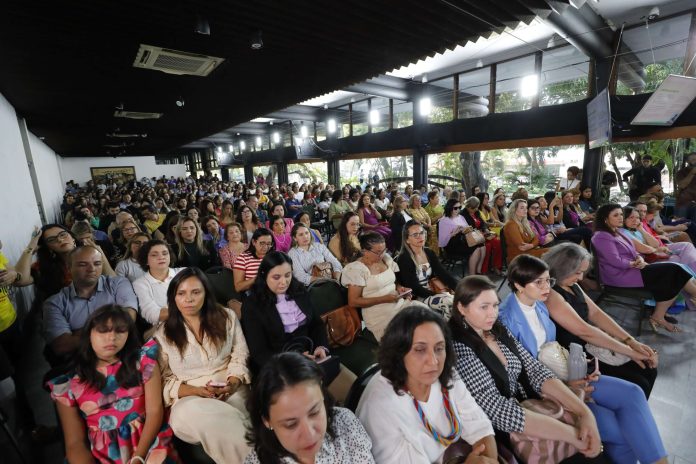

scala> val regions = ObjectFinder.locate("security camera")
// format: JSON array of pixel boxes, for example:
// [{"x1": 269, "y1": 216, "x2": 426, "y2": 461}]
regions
[{"x1": 647, "y1": 6, "x2": 660, "y2": 20}]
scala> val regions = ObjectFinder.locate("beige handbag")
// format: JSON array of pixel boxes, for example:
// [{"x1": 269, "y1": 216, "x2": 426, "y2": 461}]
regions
[
  {"x1": 537, "y1": 341, "x2": 569, "y2": 381},
  {"x1": 465, "y1": 229, "x2": 485, "y2": 247}
]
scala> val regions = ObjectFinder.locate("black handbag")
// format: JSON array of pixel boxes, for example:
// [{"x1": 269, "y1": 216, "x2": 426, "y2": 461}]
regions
[{"x1": 282, "y1": 336, "x2": 341, "y2": 384}]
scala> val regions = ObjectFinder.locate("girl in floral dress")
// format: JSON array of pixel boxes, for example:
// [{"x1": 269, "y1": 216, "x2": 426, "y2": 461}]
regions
[{"x1": 48, "y1": 305, "x2": 179, "y2": 464}]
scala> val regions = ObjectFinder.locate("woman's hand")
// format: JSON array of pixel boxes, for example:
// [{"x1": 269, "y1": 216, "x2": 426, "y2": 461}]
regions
[
  {"x1": 628, "y1": 339, "x2": 659, "y2": 368},
  {"x1": 463, "y1": 443, "x2": 497, "y2": 464},
  {"x1": 313, "y1": 346, "x2": 328, "y2": 361},
  {"x1": 574, "y1": 410, "x2": 602, "y2": 458},
  {"x1": 566, "y1": 379, "x2": 594, "y2": 400},
  {"x1": 27, "y1": 226, "x2": 41, "y2": 249},
  {"x1": 543, "y1": 235, "x2": 555, "y2": 245},
  {"x1": 519, "y1": 243, "x2": 534, "y2": 251},
  {"x1": 0, "y1": 270, "x2": 18, "y2": 287},
  {"x1": 208, "y1": 377, "x2": 242, "y2": 401}
]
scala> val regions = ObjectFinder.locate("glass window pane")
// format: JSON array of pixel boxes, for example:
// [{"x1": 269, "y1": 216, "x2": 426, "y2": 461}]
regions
[
  {"x1": 458, "y1": 67, "x2": 491, "y2": 119},
  {"x1": 393, "y1": 99, "x2": 413, "y2": 128},
  {"x1": 495, "y1": 55, "x2": 536, "y2": 113},
  {"x1": 228, "y1": 167, "x2": 245, "y2": 183},
  {"x1": 337, "y1": 105, "x2": 351, "y2": 138},
  {"x1": 540, "y1": 46, "x2": 590, "y2": 106},
  {"x1": 254, "y1": 165, "x2": 279, "y2": 187},
  {"x1": 315, "y1": 121, "x2": 327, "y2": 142},
  {"x1": 352, "y1": 100, "x2": 369, "y2": 136},
  {"x1": 340, "y1": 155, "x2": 412, "y2": 187},
  {"x1": 371, "y1": 97, "x2": 390, "y2": 133},
  {"x1": 427, "y1": 77, "x2": 454, "y2": 123},
  {"x1": 287, "y1": 161, "x2": 329, "y2": 185},
  {"x1": 617, "y1": 13, "x2": 691, "y2": 95},
  {"x1": 428, "y1": 144, "x2": 585, "y2": 198}
]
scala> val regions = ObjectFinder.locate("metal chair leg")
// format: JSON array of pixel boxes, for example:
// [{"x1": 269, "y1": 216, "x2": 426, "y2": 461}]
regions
[{"x1": 0, "y1": 407, "x2": 28, "y2": 464}]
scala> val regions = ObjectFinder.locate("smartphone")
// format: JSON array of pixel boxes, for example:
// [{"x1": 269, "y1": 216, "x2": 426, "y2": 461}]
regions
[
  {"x1": 316, "y1": 355, "x2": 332, "y2": 364},
  {"x1": 207, "y1": 381, "x2": 227, "y2": 388},
  {"x1": 398, "y1": 289, "x2": 413, "y2": 298},
  {"x1": 587, "y1": 357, "x2": 600, "y2": 377}
]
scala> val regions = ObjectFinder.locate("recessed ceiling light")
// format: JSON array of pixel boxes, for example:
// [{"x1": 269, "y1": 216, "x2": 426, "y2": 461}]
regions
[{"x1": 250, "y1": 30, "x2": 263, "y2": 50}]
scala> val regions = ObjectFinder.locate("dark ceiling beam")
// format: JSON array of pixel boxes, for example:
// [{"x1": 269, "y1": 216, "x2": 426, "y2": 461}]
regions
[
  {"x1": 344, "y1": 83, "x2": 410, "y2": 101},
  {"x1": 542, "y1": 4, "x2": 646, "y2": 91}
]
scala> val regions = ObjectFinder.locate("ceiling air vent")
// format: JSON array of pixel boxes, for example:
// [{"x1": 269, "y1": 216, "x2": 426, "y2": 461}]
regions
[
  {"x1": 133, "y1": 44, "x2": 224, "y2": 77},
  {"x1": 114, "y1": 110, "x2": 163, "y2": 120}
]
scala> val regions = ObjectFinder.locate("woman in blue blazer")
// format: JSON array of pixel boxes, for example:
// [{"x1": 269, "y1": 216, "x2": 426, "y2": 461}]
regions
[{"x1": 499, "y1": 254, "x2": 667, "y2": 464}]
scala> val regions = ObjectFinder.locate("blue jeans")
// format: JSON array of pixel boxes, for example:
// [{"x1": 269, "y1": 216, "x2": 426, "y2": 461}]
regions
[{"x1": 587, "y1": 375, "x2": 666, "y2": 463}]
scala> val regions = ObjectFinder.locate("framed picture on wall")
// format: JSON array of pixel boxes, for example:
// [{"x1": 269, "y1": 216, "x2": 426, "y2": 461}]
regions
[{"x1": 90, "y1": 166, "x2": 137, "y2": 186}]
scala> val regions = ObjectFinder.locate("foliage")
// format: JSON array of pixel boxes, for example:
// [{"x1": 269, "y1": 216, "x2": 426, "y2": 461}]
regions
[
  {"x1": 288, "y1": 162, "x2": 328, "y2": 185},
  {"x1": 540, "y1": 76, "x2": 589, "y2": 106}
]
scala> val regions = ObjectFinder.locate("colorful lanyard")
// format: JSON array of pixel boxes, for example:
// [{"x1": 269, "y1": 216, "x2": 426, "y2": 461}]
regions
[{"x1": 410, "y1": 386, "x2": 461, "y2": 446}]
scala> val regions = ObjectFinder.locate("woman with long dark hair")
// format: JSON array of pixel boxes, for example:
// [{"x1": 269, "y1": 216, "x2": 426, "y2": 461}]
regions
[
  {"x1": 154, "y1": 267, "x2": 251, "y2": 462},
  {"x1": 14, "y1": 224, "x2": 115, "y2": 301},
  {"x1": 244, "y1": 352, "x2": 373, "y2": 464},
  {"x1": 356, "y1": 305, "x2": 497, "y2": 463},
  {"x1": 48, "y1": 305, "x2": 178, "y2": 463},
  {"x1": 328, "y1": 211, "x2": 361, "y2": 265}
]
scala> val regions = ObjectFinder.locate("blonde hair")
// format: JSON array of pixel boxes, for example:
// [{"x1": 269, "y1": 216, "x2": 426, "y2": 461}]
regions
[
  {"x1": 408, "y1": 194, "x2": 422, "y2": 208},
  {"x1": 506, "y1": 199, "x2": 534, "y2": 238},
  {"x1": 174, "y1": 216, "x2": 209, "y2": 262}
]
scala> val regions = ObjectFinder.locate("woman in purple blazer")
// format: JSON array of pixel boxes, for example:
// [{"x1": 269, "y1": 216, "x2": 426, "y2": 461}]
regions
[{"x1": 592, "y1": 203, "x2": 696, "y2": 332}]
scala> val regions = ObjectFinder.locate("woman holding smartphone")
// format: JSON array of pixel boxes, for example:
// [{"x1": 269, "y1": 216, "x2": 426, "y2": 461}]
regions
[{"x1": 437, "y1": 199, "x2": 485, "y2": 275}]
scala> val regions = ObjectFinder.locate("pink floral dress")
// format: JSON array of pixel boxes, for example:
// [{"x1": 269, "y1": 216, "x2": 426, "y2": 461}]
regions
[{"x1": 48, "y1": 339, "x2": 179, "y2": 463}]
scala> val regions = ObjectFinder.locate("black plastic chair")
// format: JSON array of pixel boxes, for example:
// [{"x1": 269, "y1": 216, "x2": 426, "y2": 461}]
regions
[
  {"x1": 590, "y1": 244, "x2": 652, "y2": 335},
  {"x1": 344, "y1": 363, "x2": 380, "y2": 412},
  {"x1": 497, "y1": 225, "x2": 508, "y2": 291},
  {"x1": 204, "y1": 266, "x2": 240, "y2": 305},
  {"x1": 307, "y1": 279, "x2": 378, "y2": 377},
  {"x1": 173, "y1": 437, "x2": 215, "y2": 464}
]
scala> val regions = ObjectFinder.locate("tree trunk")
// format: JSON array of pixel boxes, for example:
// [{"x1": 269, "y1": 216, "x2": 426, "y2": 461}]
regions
[
  {"x1": 610, "y1": 151, "x2": 625, "y2": 194},
  {"x1": 459, "y1": 151, "x2": 488, "y2": 194},
  {"x1": 265, "y1": 165, "x2": 278, "y2": 186}
]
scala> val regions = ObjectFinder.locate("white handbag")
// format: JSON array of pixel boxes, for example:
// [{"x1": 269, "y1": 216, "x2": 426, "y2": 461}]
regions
[
  {"x1": 585, "y1": 343, "x2": 630, "y2": 366},
  {"x1": 538, "y1": 341, "x2": 569, "y2": 381}
]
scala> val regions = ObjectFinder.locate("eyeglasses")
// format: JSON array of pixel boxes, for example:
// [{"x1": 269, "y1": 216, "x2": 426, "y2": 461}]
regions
[
  {"x1": 256, "y1": 241, "x2": 274, "y2": 248},
  {"x1": 122, "y1": 227, "x2": 138, "y2": 233},
  {"x1": 45, "y1": 231, "x2": 70, "y2": 244},
  {"x1": 408, "y1": 231, "x2": 427, "y2": 238},
  {"x1": 531, "y1": 277, "x2": 556, "y2": 288},
  {"x1": 452, "y1": 206, "x2": 461, "y2": 211}
]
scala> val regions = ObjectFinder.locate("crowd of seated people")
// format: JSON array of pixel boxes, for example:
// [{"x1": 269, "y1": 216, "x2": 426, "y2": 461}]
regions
[{"x1": 4, "y1": 170, "x2": 695, "y2": 463}]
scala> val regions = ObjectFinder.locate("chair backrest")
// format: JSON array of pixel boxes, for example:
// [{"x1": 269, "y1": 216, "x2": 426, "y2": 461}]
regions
[
  {"x1": 204, "y1": 266, "x2": 239, "y2": 305},
  {"x1": 344, "y1": 363, "x2": 380, "y2": 412},
  {"x1": 499, "y1": 225, "x2": 507, "y2": 266},
  {"x1": 588, "y1": 243, "x2": 605, "y2": 287},
  {"x1": 307, "y1": 279, "x2": 349, "y2": 316}
]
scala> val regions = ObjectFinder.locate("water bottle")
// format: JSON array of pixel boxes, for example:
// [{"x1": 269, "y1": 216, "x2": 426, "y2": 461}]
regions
[{"x1": 567, "y1": 343, "x2": 587, "y2": 381}]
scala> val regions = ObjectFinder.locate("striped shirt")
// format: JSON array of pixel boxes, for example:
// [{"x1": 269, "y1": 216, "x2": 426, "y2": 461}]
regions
[{"x1": 233, "y1": 251, "x2": 263, "y2": 281}]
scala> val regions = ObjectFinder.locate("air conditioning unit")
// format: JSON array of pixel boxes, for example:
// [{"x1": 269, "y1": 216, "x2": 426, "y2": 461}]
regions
[
  {"x1": 114, "y1": 110, "x2": 163, "y2": 120},
  {"x1": 133, "y1": 44, "x2": 224, "y2": 77}
]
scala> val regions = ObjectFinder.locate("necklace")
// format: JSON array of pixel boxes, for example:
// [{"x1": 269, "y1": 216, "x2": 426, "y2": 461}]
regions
[{"x1": 409, "y1": 386, "x2": 461, "y2": 446}]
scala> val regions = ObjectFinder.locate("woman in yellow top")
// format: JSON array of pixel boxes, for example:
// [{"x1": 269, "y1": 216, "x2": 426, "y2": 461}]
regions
[
  {"x1": 477, "y1": 192, "x2": 503, "y2": 235},
  {"x1": 423, "y1": 191, "x2": 444, "y2": 255},
  {"x1": 406, "y1": 194, "x2": 433, "y2": 249}
]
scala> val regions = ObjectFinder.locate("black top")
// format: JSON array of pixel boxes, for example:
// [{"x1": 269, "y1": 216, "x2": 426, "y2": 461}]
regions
[
  {"x1": 461, "y1": 209, "x2": 489, "y2": 232},
  {"x1": 241, "y1": 292, "x2": 329, "y2": 373},
  {"x1": 395, "y1": 247, "x2": 458, "y2": 299},
  {"x1": 552, "y1": 284, "x2": 587, "y2": 350},
  {"x1": 389, "y1": 211, "x2": 407, "y2": 251},
  {"x1": 171, "y1": 240, "x2": 220, "y2": 270},
  {"x1": 622, "y1": 160, "x2": 665, "y2": 194}
]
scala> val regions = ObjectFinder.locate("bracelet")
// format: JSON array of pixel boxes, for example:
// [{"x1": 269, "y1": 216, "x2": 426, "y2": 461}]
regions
[
  {"x1": 129, "y1": 457, "x2": 145, "y2": 464},
  {"x1": 622, "y1": 336, "x2": 634, "y2": 345},
  {"x1": 24, "y1": 247, "x2": 34, "y2": 254},
  {"x1": 13, "y1": 272, "x2": 22, "y2": 283}
]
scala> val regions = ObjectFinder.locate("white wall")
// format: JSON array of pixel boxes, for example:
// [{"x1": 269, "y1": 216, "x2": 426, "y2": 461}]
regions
[
  {"x1": 58, "y1": 156, "x2": 186, "y2": 186},
  {"x1": 0, "y1": 93, "x2": 60, "y2": 314},
  {"x1": 29, "y1": 132, "x2": 65, "y2": 223}
]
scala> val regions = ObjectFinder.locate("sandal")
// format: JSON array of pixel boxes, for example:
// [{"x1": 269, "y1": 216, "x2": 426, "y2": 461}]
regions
[{"x1": 649, "y1": 317, "x2": 682, "y2": 333}]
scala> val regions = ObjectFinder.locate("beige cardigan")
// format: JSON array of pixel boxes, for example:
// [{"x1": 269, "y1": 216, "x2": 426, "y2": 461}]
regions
[{"x1": 155, "y1": 307, "x2": 251, "y2": 407}]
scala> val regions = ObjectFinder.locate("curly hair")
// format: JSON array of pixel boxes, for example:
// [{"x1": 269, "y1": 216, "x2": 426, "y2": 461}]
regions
[{"x1": 379, "y1": 305, "x2": 456, "y2": 395}]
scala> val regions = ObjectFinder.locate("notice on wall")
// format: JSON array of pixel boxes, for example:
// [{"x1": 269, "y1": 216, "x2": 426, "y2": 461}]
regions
[
  {"x1": 587, "y1": 88, "x2": 611, "y2": 150},
  {"x1": 631, "y1": 74, "x2": 696, "y2": 126}
]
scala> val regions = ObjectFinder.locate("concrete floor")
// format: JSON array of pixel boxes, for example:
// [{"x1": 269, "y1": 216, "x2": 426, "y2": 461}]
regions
[{"x1": 2, "y1": 276, "x2": 695, "y2": 463}]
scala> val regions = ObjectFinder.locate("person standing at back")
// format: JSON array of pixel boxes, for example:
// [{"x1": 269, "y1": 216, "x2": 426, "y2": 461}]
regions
[
  {"x1": 623, "y1": 155, "x2": 665, "y2": 201},
  {"x1": 675, "y1": 151, "x2": 696, "y2": 221}
]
